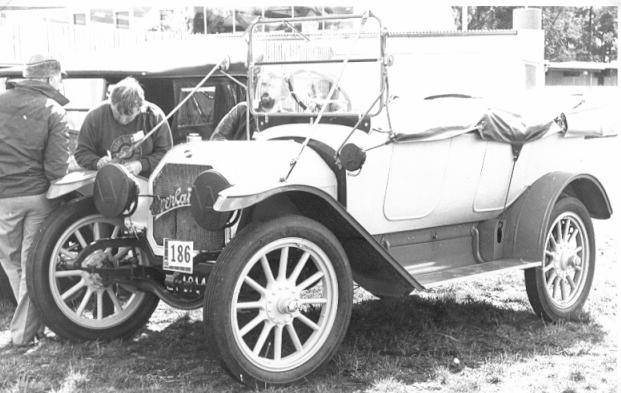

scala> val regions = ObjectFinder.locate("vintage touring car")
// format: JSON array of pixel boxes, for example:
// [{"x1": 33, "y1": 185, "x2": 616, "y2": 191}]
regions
[{"x1": 22, "y1": 13, "x2": 616, "y2": 387}]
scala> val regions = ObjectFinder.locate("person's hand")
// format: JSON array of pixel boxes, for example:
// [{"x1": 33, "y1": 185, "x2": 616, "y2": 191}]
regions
[
  {"x1": 96, "y1": 155, "x2": 112, "y2": 169},
  {"x1": 67, "y1": 155, "x2": 81, "y2": 172},
  {"x1": 124, "y1": 160, "x2": 142, "y2": 176}
]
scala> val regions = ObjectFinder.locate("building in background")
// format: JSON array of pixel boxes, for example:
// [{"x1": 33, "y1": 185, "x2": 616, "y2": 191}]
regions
[
  {"x1": 546, "y1": 61, "x2": 618, "y2": 86},
  {"x1": 2, "y1": 4, "x2": 616, "y2": 91},
  {"x1": 0, "y1": 4, "x2": 459, "y2": 66},
  {"x1": 0, "y1": 5, "x2": 456, "y2": 35}
]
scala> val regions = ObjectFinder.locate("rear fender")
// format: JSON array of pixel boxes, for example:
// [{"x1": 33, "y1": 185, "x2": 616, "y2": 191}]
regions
[
  {"x1": 219, "y1": 185, "x2": 422, "y2": 297},
  {"x1": 501, "y1": 172, "x2": 612, "y2": 261}
]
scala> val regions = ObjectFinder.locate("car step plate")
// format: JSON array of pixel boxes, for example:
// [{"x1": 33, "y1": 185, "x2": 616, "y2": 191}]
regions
[{"x1": 412, "y1": 258, "x2": 540, "y2": 288}]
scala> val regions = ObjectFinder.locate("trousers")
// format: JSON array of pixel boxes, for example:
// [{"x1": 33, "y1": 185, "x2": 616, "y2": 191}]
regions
[{"x1": 0, "y1": 193, "x2": 56, "y2": 345}]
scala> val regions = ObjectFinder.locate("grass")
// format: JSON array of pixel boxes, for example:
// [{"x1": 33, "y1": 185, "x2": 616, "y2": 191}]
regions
[{"x1": 0, "y1": 220, "x2": 618, "y2": 393}]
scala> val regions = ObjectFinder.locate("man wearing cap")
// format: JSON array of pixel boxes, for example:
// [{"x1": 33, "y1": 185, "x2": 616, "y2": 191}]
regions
[{"x1": 0, "y1": 55, "x2": 70, "y2": 348}]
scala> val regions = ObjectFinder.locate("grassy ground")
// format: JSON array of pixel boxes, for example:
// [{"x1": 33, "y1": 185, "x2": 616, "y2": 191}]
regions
[{"x1": 0, "y1": 214, "x2": 617, "y2": 393}]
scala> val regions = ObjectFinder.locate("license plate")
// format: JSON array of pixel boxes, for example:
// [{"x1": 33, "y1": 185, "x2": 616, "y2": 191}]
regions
[{"x1": 163, "y1": 239, "x2": 194, "y2": 274}]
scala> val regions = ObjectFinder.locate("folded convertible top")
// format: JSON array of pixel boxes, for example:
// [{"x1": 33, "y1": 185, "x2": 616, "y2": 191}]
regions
[{"x1": 390, "y1": 91, "x2": 618, "y2": 144}]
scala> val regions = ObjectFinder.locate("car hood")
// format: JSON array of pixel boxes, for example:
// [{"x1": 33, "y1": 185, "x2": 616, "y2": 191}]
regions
[
  {"x1": 255, "y1": 123, "x2": 376, "y2": 150},
  {"x1": 149, "y1": 139, "x2": 337, "y2": 196}
]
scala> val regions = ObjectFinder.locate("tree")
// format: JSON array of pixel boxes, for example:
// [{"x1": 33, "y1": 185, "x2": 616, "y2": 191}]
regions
[
  {"x1": 468, "y1": 6, "x2": 515, "y2": 30},
  {"x1": 465, "y1": 6, "x2": 617, "y2": 62},
  {"x1": 544, "y1": 7, "x2": 617, "y2": 62}
]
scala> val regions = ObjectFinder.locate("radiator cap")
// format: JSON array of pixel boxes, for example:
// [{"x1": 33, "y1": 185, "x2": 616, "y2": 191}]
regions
[{"x1": 190, "y1": 170, "x2": 232, "y2": 230}]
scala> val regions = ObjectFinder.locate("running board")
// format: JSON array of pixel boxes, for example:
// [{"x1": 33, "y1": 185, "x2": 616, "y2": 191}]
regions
[{"x1": 412, "y1": 259, "x2": 541, "y2": 288}]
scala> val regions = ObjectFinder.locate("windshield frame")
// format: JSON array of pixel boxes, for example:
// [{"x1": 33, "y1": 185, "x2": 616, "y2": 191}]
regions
[{"x1": 247, "y1": 13, "x2": 386, "y2": 119}]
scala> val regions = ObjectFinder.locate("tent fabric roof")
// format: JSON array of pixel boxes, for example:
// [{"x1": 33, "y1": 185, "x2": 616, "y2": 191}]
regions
[
  {"x1": 0, "y1": 62, "x2": 247, "y2": 79},
  {"x1": 0, "y1": 39, "x2": 247, "y2": 78}
]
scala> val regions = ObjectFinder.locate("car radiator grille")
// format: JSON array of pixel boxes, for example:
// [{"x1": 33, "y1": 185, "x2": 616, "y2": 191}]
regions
[{"x1": 151, "y1": 163, "x2": 224, "y2": 251}]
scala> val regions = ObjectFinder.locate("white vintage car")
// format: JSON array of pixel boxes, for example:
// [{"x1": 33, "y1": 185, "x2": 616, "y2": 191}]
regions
[{"x1": 26, "y1": 14, "x2": 615, "y2": 388}]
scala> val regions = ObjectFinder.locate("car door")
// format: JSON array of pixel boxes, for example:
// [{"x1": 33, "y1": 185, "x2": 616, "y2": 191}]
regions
[
  {"x1": 472, "y1": 140, "x2": 515, "y2": 212},
  {"x1": 382, "y1": 132, "x2": 514, "y2": 229}
]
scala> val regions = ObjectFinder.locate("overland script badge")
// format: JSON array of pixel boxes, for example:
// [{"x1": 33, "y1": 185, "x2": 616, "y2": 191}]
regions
[{"x1": 152, "y1": 186, "x2": 192, "y2": 219}]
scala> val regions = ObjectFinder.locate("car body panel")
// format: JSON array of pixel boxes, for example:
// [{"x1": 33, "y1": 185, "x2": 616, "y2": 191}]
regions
[
  {"x1": 219, "y1": 122, "x2": 615, "y2": 238},
  {"x1": 509, "y1": 133, "x2": 617, "y2": 205}
]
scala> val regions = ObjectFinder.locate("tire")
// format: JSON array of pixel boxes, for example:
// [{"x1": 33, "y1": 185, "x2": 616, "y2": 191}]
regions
[
  {"x1": 0, "y1": 265, "x2": 16, "y2": 306},
  {"x1": 26, "y1": 198, "x2": 159, "y2": 341},
  {"x1": 205, "y1": 215, "x2": 353, "y2": 388},
  {"x1": 525, "y1": 197, "x2": 595, "y2": 322}
]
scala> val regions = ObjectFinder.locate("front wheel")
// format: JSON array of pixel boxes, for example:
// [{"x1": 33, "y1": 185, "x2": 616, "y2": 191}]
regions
[
  {"x1": 204, "y1": 215, "x2": 353, "y2": 388},
  {"x1": 27, "y1": 198, "x2": 159, "y2": 340},
  {"x1": 525, "y1": 197, "x2": 595, "y2": 321}
]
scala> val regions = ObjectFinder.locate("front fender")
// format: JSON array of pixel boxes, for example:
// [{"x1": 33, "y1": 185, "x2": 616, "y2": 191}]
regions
[
  {"x1": 219, "y1": 185, "x2": 422, "y2": 297},
  {"x1": 46, "y1": 170, "x2": 97, "y2": 199},
  {"x1": 214, "y1": 181, "x2": 337, "y2": 212},
  {"x1": 48, "y1": 170, "x2": 152, "y2": 229}
]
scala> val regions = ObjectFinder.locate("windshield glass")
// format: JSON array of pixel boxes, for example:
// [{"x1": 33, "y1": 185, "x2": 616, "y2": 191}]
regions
[{"x1": 248, "y1": 14, "x2": 383, "y2": 117}]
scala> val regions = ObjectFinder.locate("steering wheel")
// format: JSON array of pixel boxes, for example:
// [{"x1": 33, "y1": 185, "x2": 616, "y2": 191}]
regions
[{"x1": 286, "y1": 70, "x2": 352, "y2": 113}]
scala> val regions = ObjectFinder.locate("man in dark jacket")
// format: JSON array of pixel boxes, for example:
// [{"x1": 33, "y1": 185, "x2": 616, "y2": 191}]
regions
[
  {"x1": 0, "y1": 54, "x2": 70, "y2": 347},
  {"x1": 210, "y1": 92, "x2": 276, "y2": 141},
  {"x1": 210, "y1": 101, "x2": 254, "y2": 141},
  {"x1": 74, "y1": 77, "x2": 172, "y2": 177}
]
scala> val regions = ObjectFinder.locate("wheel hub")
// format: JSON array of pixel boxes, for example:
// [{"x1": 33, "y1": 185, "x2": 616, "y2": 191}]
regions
[
  {"x1": 82, "y1": 250, "x2": 108, "y2": 290},
  {"x1": 82, "y1": 249, "x2": 107, "y2": 268},
  {"x1": 553, "y1": 241, "x2": 578, "y2": 274},
  {"x1": 280, "y1": 299, "x2": 300, "y2": 314},
  {"x1": 265, "y1": 283, "x2": 299, "y2": 325},
  {"x1": 83, "y1": 273, "x2": 104, "y2": 290}
]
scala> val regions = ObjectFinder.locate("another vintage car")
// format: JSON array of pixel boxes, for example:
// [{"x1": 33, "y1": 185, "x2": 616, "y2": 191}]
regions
[
  {"x1": 0, "y1": 54, "x2": 246, "y2": 305},
  {"x1": 0, "y1": 52, "x2": 247, "y2": 144},
  {"x1": 23, "y1": 14, "x2": 615, "y2": 387}
]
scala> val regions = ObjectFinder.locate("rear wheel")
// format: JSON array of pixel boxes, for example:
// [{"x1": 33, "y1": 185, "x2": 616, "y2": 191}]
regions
[
  {"x1": 27, "y1": 198, "x2": 159, "y2": 340},
  {"x1": 525, "y1": 197, "x2": 595, "y2": 321},
  {"x1": 205, "y1": 215, "x2": 353, "y2": 388}
]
